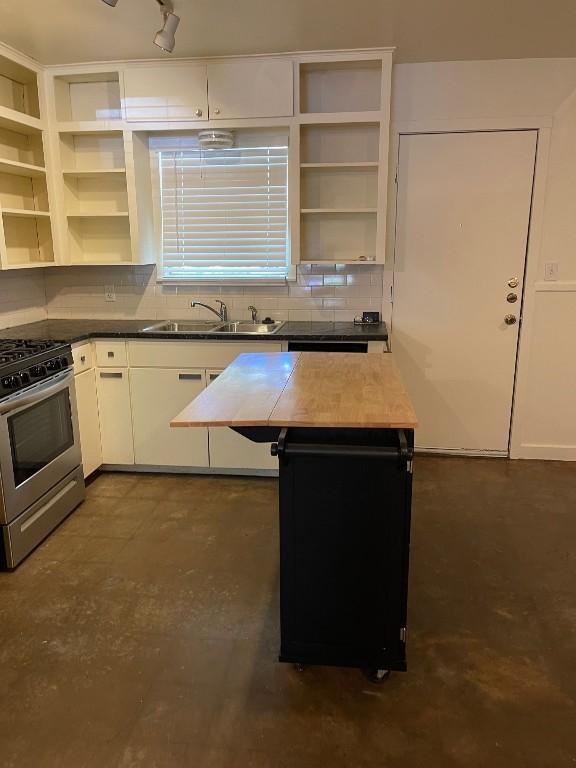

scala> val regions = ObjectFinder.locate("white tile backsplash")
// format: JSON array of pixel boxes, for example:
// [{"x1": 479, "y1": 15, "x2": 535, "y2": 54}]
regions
[
  {"x1": 43, "y1": 264, "x2": 385, "y2": 323},
  {"x1": 0, "y1": 271, "x2": 47, "y2": 329}
]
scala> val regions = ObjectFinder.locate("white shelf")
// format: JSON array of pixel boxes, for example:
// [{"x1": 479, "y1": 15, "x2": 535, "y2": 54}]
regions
[
  {"x1": 66, "y1": 211, "x2": 129, "y2": 218},
  {"x1": 301, "y1": 162, "x2": 379, "y2": 169},
  {"x1": 62, "y1": 168, "x2": 126, "y2": 178},
  {"x1": 57, "y1": 122, "x2": 124, "y2": 135},
  {"x1": 0, "y1": 106, "x2": 43, "y2": 135},
  {"x1": 2, "y1": 208, "x2": 50, "y2": 218},
  {"x1": 301, "y1": 208, "x2": 377, "y2": 214},
  {"x1": 300, "y1": 259, "x2": 376, "y2": 265},
  {"x1": 0, "y1": 158, "x2": 46, "y2": 178}
]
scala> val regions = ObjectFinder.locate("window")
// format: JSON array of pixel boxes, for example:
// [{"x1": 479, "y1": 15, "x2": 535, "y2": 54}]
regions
[{"x1": 155, "y1": 135, "x2": 290, "y2": 281}]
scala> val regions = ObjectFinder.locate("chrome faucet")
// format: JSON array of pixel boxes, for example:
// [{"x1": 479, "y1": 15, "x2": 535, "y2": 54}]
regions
[
  {"x1": 248, "y1": 305, "x2": 258, "y2": 323},
  {"x1": 191, "y1": 299, "x2": 228, "y2": 321}
]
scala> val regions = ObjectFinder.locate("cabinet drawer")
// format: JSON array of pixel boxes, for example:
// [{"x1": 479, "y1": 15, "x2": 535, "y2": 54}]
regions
[
  {"x1": 128, "y1": 341, "x2": 282, "y2": 369},
  {"x1": 95, "y1": 340, "x2": 128, "y2": 367},
  {"x1": 72, "y1": 342, "x2": 93, "y2": 374}
]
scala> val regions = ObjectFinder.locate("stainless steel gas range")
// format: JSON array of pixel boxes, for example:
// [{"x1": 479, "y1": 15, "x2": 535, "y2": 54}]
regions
[{"x1": 0, "y1": 339, "x2": 85, "y2": 568}]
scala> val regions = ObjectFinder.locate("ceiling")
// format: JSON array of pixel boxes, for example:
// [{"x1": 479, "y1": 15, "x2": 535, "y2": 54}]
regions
[{"x1": 1, "y1": 0, "x2": 576, "y2": 66}]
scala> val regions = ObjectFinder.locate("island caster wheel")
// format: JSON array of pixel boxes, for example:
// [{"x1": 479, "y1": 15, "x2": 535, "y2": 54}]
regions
[{"x1": 363, "y1": 668, "x2": 390, "y2": 684}]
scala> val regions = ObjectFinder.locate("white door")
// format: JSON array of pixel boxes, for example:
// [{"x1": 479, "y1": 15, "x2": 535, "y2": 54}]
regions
[
  {"x1": 123, "y1": 65, "x2": 208, "y2": 121},
  {"x1": 96, "y1": 368, "x2": 134, "y2": 464},
  {"x1": 207, "y1": 60, "x2": 293, "y2": 119},
  {"x1": 392, "y1": 131, "x2": 537, "y2": 453},
  {"x1": 130, "y1": 368, "x2": 209, "y2": 467},
  {"x1": 75, "y1": 368, "x2": 102, "y2": 477}
]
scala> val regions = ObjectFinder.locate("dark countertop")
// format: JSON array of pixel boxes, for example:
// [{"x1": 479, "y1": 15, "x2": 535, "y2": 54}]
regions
[{"x1": 0, "y1": 319, "x2": 388, "y2": 344}]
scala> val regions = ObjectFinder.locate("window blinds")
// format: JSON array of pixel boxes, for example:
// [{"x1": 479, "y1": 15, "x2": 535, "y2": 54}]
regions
[{"x1": 158, "y1": 144, "x2": 289, "y2": 281}]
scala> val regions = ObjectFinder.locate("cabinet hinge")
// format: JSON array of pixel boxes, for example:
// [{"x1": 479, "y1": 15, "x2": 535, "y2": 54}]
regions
[{"x1": 400, "y1": 627, "x2": 407, "y2": 643}]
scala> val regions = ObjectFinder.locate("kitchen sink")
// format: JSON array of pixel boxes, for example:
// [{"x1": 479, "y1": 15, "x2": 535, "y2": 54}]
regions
[
  {"x1": 214, "y1": 321, "x2": 285, "y2": 335},
  {"x1": 142, "y1": 321, "x2": 223, "y2": 333},
  {"x1": 142, "y1": 320, "x2": 285, "y2": 335}
]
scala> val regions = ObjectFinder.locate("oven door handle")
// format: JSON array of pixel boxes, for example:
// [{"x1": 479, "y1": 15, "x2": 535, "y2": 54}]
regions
[{"x1": 0, "y1": 370, "x2": 74, "y2": 416}]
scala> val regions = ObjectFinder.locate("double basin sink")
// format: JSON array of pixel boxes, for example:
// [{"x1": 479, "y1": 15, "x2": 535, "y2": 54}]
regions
[{"x1": 143, "y1": 320, "x2": 285, "y2": 336}]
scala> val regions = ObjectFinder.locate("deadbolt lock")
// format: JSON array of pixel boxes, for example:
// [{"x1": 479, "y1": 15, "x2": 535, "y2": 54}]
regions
[
  {"x1": 508, "y1": 277, "x2": 519, "y2": 288},
  {"x1": 504, "y1": 314, "x2": 517, "y2": 325},
  {"x1": 506, "y1": 293, "x2": 518, "y2": 303}
]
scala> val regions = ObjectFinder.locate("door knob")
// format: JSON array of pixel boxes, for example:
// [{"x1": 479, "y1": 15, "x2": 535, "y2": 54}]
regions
[
  {"x1": 504, "y1": 314, "x2": 517, "y2": 325},
  {"x1": 508, "y1": 277, "x2": 519, "y2": 288},
  {"x1": 195, "y1": 108, "x2": 203, "y2": 117},
  {"x1": 506, "y1": 293, "x2": 518, "y2": 303}
]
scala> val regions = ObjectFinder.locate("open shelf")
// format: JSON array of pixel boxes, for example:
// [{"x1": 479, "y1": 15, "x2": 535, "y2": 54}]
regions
[
  {"x1": 0, "y1": 126, "x2": 44, "y2": 166},
  {"x1": 62, "y1": 167, "x2": 126, "y2": 178},
  {"x1": 300, "y1": 211, "x2": 376, "y2": 264},
  {"x1": 68, "y1": 215, "x2": 132, "y2": 264},
  {"x1": 300, "y1": 123, "x2": 380, "y2": 165},
  {"x1": 0, "y1": 170, "x2": 49, "y2": 213},
  {"x1": 0, "y1": 106, "x2": 42, "y2": 135},
  {"x1": 66, "y1": 212, "x2": 129, "y2": 218},
  {"x1": 301, "y1": 165, "x2": 378, "y2": 210},
  {"x1": 0, "y1": 158, "x2": 45, "y2": 177},
  {"x1": 2, "y1": 208, "x2": 50, "y2": 217},
  {"x1": 54, "y1": 72, "x2": 122, "y2": 122},
  {"x1": 301, "y1": 208, "x2": 377, "y2": 214},
  {"x1": 59, "y1": 132, "x2": 125, "y2": 171},
  {"x1": 300, "y1": 60, "x2": 382, "y2": 115},
  {"x1": 2, "y1": 214, "x2": 54, "y2": 267},
  {"x1": 0, "y1": 55, "x2": 40, "y2": 120},
  {"x1": 64, "y1": 171, "x2": 129, "y2": 216},
  {"x1": 300, "y1": 162, "x2": 379, "y2": 169}
]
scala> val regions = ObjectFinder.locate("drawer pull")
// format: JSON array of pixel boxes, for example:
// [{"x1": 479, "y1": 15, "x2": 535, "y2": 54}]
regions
[
  {"x1": 107, "y1": 351, "x2": 115, "y2": 358},
  {"x1": 178, "y1": 373, "x2": 201, "y2": 381},
  {"x1": 209, "y1": 373, "x2": 220, "y2": 380},
  {"x1": 100, "y1": 372, "x2": 123, "y2": 379},
  {"x1": 80, "y1": 355, "x2": 86, "y2": 363}
]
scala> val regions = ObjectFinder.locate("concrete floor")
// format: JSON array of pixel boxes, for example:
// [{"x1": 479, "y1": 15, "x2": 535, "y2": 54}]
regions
[{"x1": 0, "y1": 457, "x2": 575, "y2": 767}]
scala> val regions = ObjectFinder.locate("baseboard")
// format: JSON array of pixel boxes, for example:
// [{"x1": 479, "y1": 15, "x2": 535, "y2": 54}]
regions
[
  {"x1": 101, "y1": 464, "x2": 279, "y2": 477},
  {"x1": 415, "y1": 447, "x2": 508, "y2": 458},
  {"x1": 511, "y1": 445, "x2": 576, "y2": 461}
]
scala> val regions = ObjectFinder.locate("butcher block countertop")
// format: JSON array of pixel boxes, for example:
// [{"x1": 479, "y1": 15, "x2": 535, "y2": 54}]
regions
[{"x1": 171, "y1": 352, "x2": 418, "y2": 430}]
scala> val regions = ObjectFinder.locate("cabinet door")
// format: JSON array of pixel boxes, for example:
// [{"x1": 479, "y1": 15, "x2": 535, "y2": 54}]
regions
[
  {"x1": 96, "y1": 368, "x2": 134, "y2": 465},
  {"x1": 207, "y1": 60, "x2": 293, "y2": 119},
  {"x1": 123, "y1": 65, "x2": 208, "y2": 121},
  {"x1": 206, "y1": 370, "x2": 277, "y2": 471},
  {"x1": 130, "y1": 368, "x2": 209, "y2": 467},
  {"x1": 75, "y1": 369, "x2": 102, "y2": 477}
]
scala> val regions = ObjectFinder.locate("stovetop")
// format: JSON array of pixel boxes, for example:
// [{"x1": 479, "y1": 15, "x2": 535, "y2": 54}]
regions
[{"x1": 0, "y1": 339, "x2": 73, "y2": 399}]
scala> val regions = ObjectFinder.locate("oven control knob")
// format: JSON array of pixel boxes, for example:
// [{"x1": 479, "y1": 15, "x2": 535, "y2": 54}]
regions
[
  {"x1": 60, "y1": 357, "x2": 69, "y2": 369},
  {"x1": 46, "y1": 359, "x2": 61, "y2": 372},
  {"x1": 2, "y1": 375, "x2": 21, "y2": 389},
  {"x1": 30, "y1": 365, "x2": 46, "y2": 378}
]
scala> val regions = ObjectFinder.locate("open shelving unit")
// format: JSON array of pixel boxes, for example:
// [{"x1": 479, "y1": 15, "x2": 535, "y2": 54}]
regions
[
  {"x1": 294, "y1": 52, "x2": 392, "y2": 265},
  {"x1": 53, "y1": 71, "x2": 122, "y2": 127},
  {"x1": 0, "y1": 51, "x2": 56, "y2": 269}
]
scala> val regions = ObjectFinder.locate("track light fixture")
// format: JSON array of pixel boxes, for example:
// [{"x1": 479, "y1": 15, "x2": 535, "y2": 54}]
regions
[{"x1": 100, "y1": 0, "x2": 180, "y2": 53}]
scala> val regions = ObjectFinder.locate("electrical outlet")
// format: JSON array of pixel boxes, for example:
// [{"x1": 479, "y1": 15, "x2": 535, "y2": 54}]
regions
[
  {"x1": 105, "y1": 285, "x2": 116, "y2": 302},
  {"x1": 544, "y1": 262, "x2": 559, "y2": 281}
]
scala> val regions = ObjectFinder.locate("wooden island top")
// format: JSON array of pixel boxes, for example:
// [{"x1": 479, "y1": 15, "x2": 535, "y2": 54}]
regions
[{"x1": 171, "y1": 351, "x2": 418, "y2": 430}]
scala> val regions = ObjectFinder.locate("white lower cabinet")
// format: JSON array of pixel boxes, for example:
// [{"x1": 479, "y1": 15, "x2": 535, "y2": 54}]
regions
[
  {"x1": 74, "y1": 368, "x2": 102, "y2": 477},
  {"x1": 206, "y1": 370, "x2": 277, "y2": 471},
  {"x1": 130, "y1": 367, "x2": 209, "y2": 467},
  {"x1": 96, "y1": 368, "x2": 135, "y2": 465}
]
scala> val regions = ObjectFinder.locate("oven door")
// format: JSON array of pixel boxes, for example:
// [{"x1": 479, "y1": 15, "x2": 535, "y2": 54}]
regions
[{"x1": 0, "y1": 370, "x2": 82, "y2": 524}]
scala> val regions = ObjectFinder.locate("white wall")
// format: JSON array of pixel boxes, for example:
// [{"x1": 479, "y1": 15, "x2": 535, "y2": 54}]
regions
[{"x1": 389, "y1": 58, "x2": 576, "y2": 460}]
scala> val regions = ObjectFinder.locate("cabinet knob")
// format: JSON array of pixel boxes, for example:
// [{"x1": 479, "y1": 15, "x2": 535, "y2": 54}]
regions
[
  {"x1": 213, "y1": 107, "x2": 220, "y2": 115},
  {"x1": 508, "y1": 277, "x2": 519, "y2": 288},
  {"x1": 80, "y1": 355, "x2": 86, "y2": 363},
  {"x1": 506, "y1": 293, "x2": 518, "y2": 303},
  {"x1": 195, "y1": 108, "x2": 203, "y2": 117},
  {"x1": 504, "y1": 314, "x2": 517, "y2": 325}
]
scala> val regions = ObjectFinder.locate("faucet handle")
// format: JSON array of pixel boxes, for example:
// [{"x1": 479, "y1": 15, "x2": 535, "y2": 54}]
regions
[{"x1": 248, "y1": 305, "x2": 258, "y2": 323}]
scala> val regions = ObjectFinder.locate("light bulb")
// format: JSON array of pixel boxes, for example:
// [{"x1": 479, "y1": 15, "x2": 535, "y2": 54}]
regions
[{"x1": 153, "y1": 12, "x2": 180, "y2": 52}]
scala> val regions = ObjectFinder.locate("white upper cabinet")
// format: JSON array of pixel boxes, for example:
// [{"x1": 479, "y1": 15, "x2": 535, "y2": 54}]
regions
[
  {"x1": 122, "y1": 64, "x2": 208, "y2": 121},
  {"x1": 207, "y1": 59, "x2": 293, "y2": 120}
]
